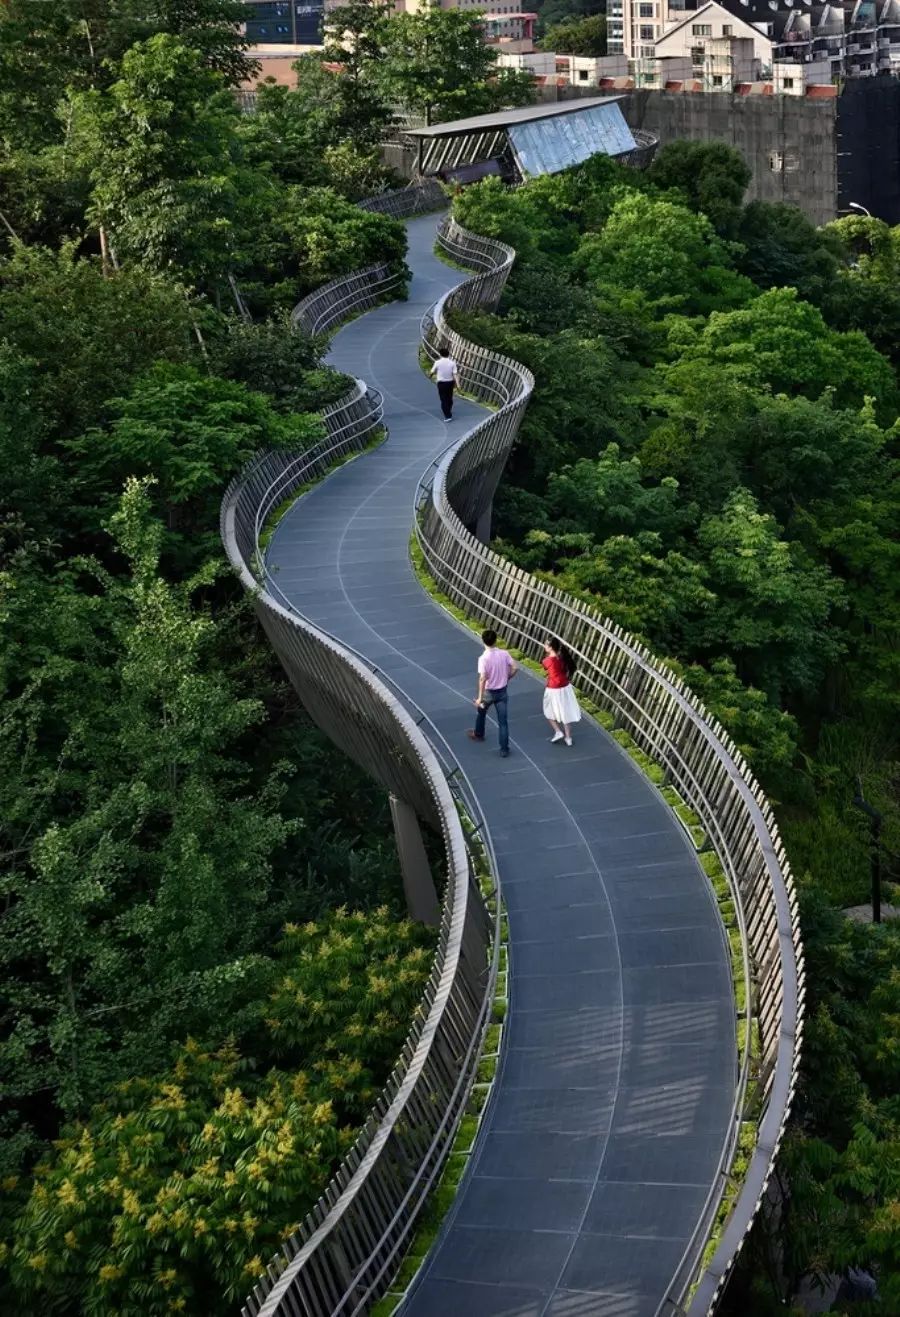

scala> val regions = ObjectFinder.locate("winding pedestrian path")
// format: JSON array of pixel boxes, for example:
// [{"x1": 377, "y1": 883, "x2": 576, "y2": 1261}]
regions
[{"x1": 267, "y1": 214, "x2": 737, "y2": 1317}]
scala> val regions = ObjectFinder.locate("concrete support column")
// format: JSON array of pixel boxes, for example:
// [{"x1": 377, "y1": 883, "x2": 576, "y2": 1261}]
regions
[
  {"x1": 389, "y1": 793, "x2": 441, "y2": 927},
  {"x1": 475, "y1": 500, "x2": 493, "y2": 546}
]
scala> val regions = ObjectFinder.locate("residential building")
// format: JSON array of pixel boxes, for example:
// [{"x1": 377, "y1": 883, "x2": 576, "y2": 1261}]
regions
[
  {"x1": 772, "y1": 56, "x2": 832, "y2": 89},
  {"x1": 608, "y1": 0, "x2": 668, "y2": 61},
  {"x1": 653, "y1": 2, "x2": 775, "y2": 67},
  {"x1": 643, "y1": 0, "x2": 900, "y2": 81},
  {"x1": 555, "y1": 53, "x2": 630, "y2": 85}
]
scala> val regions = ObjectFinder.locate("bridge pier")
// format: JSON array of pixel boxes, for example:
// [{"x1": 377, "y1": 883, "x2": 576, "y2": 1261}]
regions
[{"x1": 389, "y1": 793, "x2": 441, "y2": 926}]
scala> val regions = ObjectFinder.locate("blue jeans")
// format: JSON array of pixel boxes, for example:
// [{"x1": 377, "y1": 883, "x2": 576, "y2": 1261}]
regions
[{"x1": 475, "y1": 686, "x2": 509, "y2": 753}]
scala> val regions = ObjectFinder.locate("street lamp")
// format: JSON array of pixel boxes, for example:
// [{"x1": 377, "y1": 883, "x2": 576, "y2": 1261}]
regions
[
  {"x1": 852, "y1": 775, "x2": 883, "y2": 924},
  {"x1": 848, "y1": 201, "x2": 872, "y2": 217}
]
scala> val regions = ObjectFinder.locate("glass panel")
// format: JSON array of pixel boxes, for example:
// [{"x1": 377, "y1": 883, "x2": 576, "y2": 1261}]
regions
[{"x1": 507, "y1": 103, "x2": 637, "y2": 178}]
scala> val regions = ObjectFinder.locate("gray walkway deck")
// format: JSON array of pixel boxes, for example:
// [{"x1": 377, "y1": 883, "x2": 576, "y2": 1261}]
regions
[{"x1": 268, "y1": 214, "x2": 736, "y2": 1317}]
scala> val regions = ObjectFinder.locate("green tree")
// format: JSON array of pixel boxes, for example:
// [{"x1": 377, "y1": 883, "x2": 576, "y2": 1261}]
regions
[
  {"x1": 539, "y1": 13, "x2": 607, "y2": 54},
  {"x1": 0, "y1": 0, "x2": 255, "y2": 153},
  {"x1": 66, "y1": 364, "x2": 322, "y2": 568},
  {"x1": 0, "y1": 146, "x2": 90, "y2": 252},
  {"x1": 73, "y1": 35, "x2": 270, "y2": 290},
  {"x1": 537, "y1": 0, "x2": 605, "y2": 33},
  {"x1": 696, "y1": 487, "x2": 845, "y2": 698},
  {"x1": 688, "y1": 286, "x2": 897, "y2": 416},
  {"x1": 454, "y1": 172, "x2": 584, "y2": 262},
  {"x1": 278, "y1": 185, "x2": 407, "y2": 294},
  {"x1": 322, "y1": 0, "x2": 394, "y2": 145},
  {"x1": 137, "y1": 0, "x2": 259, "y2": 87},
  {"x1": 239, "y1": 73, "x2": 394, "y2": 198},
  {"x1": 208, "y1": 313, "x2": 350, "y2": 414},
  {"x1": 3, "y1": 909, "x2": 433, "y2": 1315},
  {"x1": 536, "y1": 444, "x2": 690, "y2": 542},
  {"x1": 0, "y1": 242, "x2": 196, "y2": 443},
  {"x1": 575, "y1": 192, "x2": 754, "y2": 316},
  {"x1": 0, "y1": 344, "x2": 63, "y2": 545},
  {"x1": 451, "y1": 311, "x2": 634, "y2": 492},
  {"x1": 0, "y1": 481, "x2": 295, "y2": 1124},
  {"x1": 511, "y1": 528, "x2": 715, "y2": 654},
  {"x1": 737, "y1": 200, "x2": 843, "y2": 302},
  {"x1": 378, "y1": 6, "x2": 534, "y2": 125},
  {"x1": 648, "y1": 139, "x2": 751, "y2": 236},
  {"x1": 817, "y1": 214, "x2": 900, "y2": 367},
  {"x1": 677, "y1": 657, "x2": 800, "y2": 785}
]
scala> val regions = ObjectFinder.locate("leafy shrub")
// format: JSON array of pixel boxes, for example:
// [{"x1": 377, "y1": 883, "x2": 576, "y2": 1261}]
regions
[{"x1": 2, "y1": 908, "x2": 435, "y2": 1316}]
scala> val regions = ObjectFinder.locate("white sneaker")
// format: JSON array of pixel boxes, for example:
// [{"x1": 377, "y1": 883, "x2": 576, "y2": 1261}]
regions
[
  {"x1": 564, "y1": 737, "x2": 573, "y2": 747},
  {"x1": 550, "y1": 732, "x2": 564, "y2": 743}
]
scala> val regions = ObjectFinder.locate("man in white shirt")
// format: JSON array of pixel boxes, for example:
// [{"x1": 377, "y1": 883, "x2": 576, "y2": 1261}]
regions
[{"x1": 430, "y1": 347, "x2": 460, "y2": 421}]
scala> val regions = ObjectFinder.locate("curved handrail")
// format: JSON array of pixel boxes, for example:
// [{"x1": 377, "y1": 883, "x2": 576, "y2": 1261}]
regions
[
  {"x1": 222, "y1": 326, "x2": 499, "y2": 1315},
  {"x1": 415, "y1": 212, "x2": 804, "y2": 1314},
  {"x1": 292, "y1": 179, "x2": 450, "y2": 338},
  {"x1": 292, "y1": 263, "x2": 404, "y2": 338},
  {"x1": 252, "y1": 379, "x2": 385, "y2": 572},
  {"x1": 357, "y1": 178, "x2": 447, "y2": 218},
  {"x1": 621, "y1": 126, "x2": 660, "y2": 169}
]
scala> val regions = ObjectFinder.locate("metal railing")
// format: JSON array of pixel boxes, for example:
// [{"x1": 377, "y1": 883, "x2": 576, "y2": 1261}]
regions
[
  {"x1": 222, "y1": 368, "x2": 500, "y2": 1317},
  {"x1": 620, "y1": 126, "x2": 660, "y2": 169},
  {"x1": 291, "y1": 179, "x2": 451, "y2": 338},
  {"x1": 292, "y1": 263, "x2": 405, "y2": 339},
  {"x1": 415, "y1": 212, "x2": 804, "y2": 1315},
  {"x1": 357, "y1": 178, "x2": 448, "y2": 219}
]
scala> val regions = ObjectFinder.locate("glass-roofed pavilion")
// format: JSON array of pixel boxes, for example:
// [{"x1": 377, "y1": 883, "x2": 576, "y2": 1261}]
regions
[{"x1": 404, "y1": 98, "x2": 658, "y2": 184}]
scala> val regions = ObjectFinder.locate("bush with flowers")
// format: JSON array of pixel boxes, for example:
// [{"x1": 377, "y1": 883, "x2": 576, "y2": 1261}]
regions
[{"x1": 1, "y1": 908, "x2": 434, "y2": 1315}]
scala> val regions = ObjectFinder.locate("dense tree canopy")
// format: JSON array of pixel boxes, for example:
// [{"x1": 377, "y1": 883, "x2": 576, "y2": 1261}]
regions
[
  {"x1": 377, "y1": 6, "x2": 535, "y2": 125},
  {"x1": 539, "y1": 13, "x2": 607, "y2": 54},
  {"x1": 648, "y1": 139, "x2": 751, "y2": 236},
  {"x1": 0, "y1": 3, "x2": 477, "y2": 1306},
  {"x1": 576, "y1": 192, "x2": 754, "y2": 315}
]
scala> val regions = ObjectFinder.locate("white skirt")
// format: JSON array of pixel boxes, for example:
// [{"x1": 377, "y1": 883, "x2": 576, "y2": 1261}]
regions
[{"x1": 543, "y1": 683, "x2": 581, "y2": 725}]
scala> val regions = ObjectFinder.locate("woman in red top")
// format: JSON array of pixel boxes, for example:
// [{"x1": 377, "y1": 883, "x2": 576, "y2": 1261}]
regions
[{"x1": 542, "y1": 637, "x2": 581, "y2": 746}]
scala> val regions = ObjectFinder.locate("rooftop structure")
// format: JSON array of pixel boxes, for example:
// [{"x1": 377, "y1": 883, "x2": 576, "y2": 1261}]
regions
[{"x1": 404, "y1": 96, "x2": 655, "y2": 176}]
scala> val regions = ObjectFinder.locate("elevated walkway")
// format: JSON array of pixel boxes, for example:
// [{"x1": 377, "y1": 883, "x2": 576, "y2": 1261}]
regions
[{"x1": 265, "y1": 214, "x2": 736, "y2": 1316}]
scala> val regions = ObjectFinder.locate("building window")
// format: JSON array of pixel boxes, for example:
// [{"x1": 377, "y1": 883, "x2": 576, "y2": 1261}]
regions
[
  {"x1": 712, "y1": 73, "x2": 723, "y2": 84},
  {"x1": 692, "y1": 23, "x2": 712, "y2": 35},
  {"x1": 769, "y1": 151, "x2": 784, "y2": 171},
  {"x1": 783, "y1": 75, "x2": 794, "y2": 87},
  {"x1": 691, "y1": 45, "x2": 704, "y2": 62},
  {"x1": 639, "y1": 2, "x2": 654, "y2": 14},
  {"x1": 579, "y1": 69, "x2": 590, "y2": 79},
  {"x1": 640, "y1": 23, "x2": 655, "y2": 38},
  {"x1": 722, "y1": 23, "x2": 732, "y2": 34}
]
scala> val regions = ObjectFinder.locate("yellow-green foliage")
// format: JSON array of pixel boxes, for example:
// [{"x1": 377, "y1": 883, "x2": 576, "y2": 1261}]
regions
[{"x1": 3, "y1": 909, "x2": 435, "y2": 1316}]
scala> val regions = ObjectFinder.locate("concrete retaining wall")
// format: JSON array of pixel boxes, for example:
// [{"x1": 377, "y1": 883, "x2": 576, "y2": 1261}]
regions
[{"x1": 620, "y1": 90, "x2": 838, "y2": 225}]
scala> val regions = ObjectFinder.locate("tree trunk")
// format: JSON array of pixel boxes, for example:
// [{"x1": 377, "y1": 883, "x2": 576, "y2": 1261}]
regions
[{"x1": 99, "y1": 225, "x2": 111, "y2": 278}]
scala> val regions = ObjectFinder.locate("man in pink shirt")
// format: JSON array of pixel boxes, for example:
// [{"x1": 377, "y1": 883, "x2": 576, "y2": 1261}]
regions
[{"x1": 468, "y1": 629, "x2": 518, "y2": 757}]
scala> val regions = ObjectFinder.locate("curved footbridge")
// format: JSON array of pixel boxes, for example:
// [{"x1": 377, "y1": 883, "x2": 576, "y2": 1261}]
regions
[
  {"x1": 272, "y1": 214, "x2": 732, "y2": 1316},
  {"x1": 227, "y1": 199, "x2": 803, "y2": 1317}
]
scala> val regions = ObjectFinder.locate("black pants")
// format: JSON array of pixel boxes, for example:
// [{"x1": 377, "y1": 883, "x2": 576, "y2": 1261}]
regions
[{"x1": 437, "y1": 381, "x2": 454, "y2": 418}]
